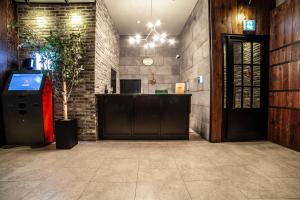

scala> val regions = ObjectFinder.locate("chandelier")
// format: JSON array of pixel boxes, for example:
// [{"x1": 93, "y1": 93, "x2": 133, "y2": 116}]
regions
[{"x1": 128, "y1": 0, "x2": 176, "y2": 49}]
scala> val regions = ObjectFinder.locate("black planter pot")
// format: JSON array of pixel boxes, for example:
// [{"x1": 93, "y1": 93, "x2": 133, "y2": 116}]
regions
[{"x1": 55, "y1": 119, "x2": 78, "y2": 149}]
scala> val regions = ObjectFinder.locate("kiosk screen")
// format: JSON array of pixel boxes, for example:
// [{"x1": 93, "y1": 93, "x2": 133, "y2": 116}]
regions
[{"x1": 8, "y1": 74, "x2": 43, "y2": 91}]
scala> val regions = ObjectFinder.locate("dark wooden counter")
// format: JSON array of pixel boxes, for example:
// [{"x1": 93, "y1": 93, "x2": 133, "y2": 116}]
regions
[{"x1": 96, "y1": 94, "x2": 192, "y2": 140}]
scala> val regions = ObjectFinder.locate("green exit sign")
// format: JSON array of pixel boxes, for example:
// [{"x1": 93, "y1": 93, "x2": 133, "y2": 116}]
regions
[{"x1": 243, "y1": 20, "x2": 256, "y2": 32}]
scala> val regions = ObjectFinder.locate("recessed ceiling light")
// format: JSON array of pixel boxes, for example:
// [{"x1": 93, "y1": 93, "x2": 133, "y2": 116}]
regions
[{"x1": 137, "y1": 20, "x2": 141, "y2": 24}]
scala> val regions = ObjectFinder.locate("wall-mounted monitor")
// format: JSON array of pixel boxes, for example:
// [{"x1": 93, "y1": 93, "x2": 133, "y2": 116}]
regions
[
  {"x1": 120, "y1": 79, "x2": 141, "y2": 94},
  {"x1": 8, "y1": 74, "x2": 43, "y2": 91}
]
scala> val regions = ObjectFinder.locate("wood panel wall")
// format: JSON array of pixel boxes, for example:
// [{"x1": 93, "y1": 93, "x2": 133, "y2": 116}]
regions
[
  {"x1": 210, "y1": 0, "x2": 275, "y2": 142},
  {"x1": 269, "y1": 0, "x2": 300, "y2": 151},
  {"x1": 0, "y1": 0, "x2": 18, "y2": 145}
]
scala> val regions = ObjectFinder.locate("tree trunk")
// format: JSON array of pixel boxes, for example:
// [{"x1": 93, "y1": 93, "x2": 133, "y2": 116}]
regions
[{"x1": 62, "y1": 80, "x2": 68, "y2": 120}]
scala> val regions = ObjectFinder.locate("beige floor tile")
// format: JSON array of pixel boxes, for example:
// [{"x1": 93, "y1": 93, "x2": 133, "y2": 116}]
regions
[
  {"x1": 209, "y1": 152, "x2": 247, "y2": 166},
  {"x1": 0, "y1": 165, "x2": 54, "y2": 181},
  {"x1": 186, "y1": 180, "x2": 247, "y2": 200},
  {"x1": 100, "y1": 158, "x2": 139, "y2": 169},
  {"x1": 245, "y1": 199, "x2": 295, "y2": 200},
  {"x1": 179, "y1": 166, "x2": 223, "y2": 181},
  {"x1": 139, "y1": 157, "x2": 177, "y2": 169},
  {"x1": 278, "y1": 157, "x2": 300, "y2": 170},
  {"x1": 79, "y1": 182, "x2": 136, "y2": 200},
  {"x1": 138, "y1": 168, "x2": 182, "y2": 183},
  {"x1": 22, "y1": 179, "x2": 87, "y2": 200},
  {"x1": 135, "y1": 180, "x2": 191, "y2": 200},
  {"x1": 139, "y1": 149, "x2": 172, "y2": 160},
  {"x1": 175, "y1": 155, "x2": 215, "y2": 169},
  {"x1": 0, "y1": 152, "x2": 36, "y2": 168},
  {"x1": 64, "y1": 155, "x2": 105, "y2": 169},
  {"x1": 245, "y1": 159, "x2": 300, "y2": 178},
  {"x1": 92, "y1": 167, "x2": 138, "y2": 183},
  {"x1": 0, "y1": 167, "x2": 15, "y2": 180},
  {"x1": 0, "y1": 181, "x2": 41, "y2": 200},
  {"x1": 47, "y1": 167, "x2": 98, "y2": 182},
  {"x1": 92, "y1": 159, "x2": 138, "y2": 183},
  {"x1": 229, "y1": 175, "x2": 300, "y2": 199},
  {"x1": 1, "y1": 136, "x2": 300, "y2": 200},
  {"x1": 97, "y1": 144, "x2": 141, "y2": 159},
  {"x1": 230, "y1": 176, "x2": 279, "y2": 199},
  {"x1": 26, "y1": 156, "x2": 70, "y2": 169},
  {"x1": 270, "y1": 178, "x2": 300, "y2": 199},
  {"x1": 217, "y1": 165, "x2": 260, "y2": 180}
]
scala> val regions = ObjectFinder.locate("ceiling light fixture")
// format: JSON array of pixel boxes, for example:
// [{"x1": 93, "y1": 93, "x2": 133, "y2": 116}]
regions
[
  {"x1": 36, "y1": 16, "x2": 47, "y2": 26},
  {"x1": 128, "y1": 0, "x2": 176, "y2": 49},
  {"x1": 237, "y1": 13, "x2": 246, "y2": 23},
  {"x1": 71, "y1": 14, "x2": 82, "y2": 26}
]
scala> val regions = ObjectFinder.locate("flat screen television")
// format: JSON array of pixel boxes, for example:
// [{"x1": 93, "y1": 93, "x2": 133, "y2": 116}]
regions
[{"x1": 8, "y1": 74, "x2": 43, "y2": 91}]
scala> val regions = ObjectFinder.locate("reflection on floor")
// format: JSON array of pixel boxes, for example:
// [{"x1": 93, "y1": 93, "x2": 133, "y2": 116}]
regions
[{"x1": 0, "y1": 132, "x2": 300, "y2": 200}]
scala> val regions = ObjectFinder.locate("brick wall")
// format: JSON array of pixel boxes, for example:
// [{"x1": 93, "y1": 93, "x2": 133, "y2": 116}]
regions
[
  {"x1": 95, "y1": 0, "x2": 120, "y2": 94},
  {"x1": 17, "y1": 1, "x2": 119, "y2": 140},
  {"x1": 179, "y1": 0, "x2": 211, "y2": 140},
  {"x1": 119, "y1": 36, "x2": 180, "y2": 94}
]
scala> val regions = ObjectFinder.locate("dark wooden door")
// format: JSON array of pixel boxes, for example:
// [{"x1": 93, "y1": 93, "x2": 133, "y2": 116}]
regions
[{"x1": 222, "y1": 35, "x2": 269, "y2": 141}]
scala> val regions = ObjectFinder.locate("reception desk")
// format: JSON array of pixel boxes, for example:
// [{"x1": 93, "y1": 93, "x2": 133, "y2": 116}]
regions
[{"x1": 96, "y1": 94, "x2": 191, "y2": 140}]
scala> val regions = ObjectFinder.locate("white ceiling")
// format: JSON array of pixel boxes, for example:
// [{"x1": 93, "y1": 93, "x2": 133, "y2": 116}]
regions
[{"x1": 104, "y1": 0, "x2": 198, "y2": 35}]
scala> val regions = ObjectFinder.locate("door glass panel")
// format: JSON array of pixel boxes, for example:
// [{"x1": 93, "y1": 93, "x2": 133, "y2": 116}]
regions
[
  {"x1": 243, "y1": 87, "x2": 251, "y2": 108},
  {"x1": 253, "y1": 88, "x2": 260, "y2": 108},
  {"x1": 253, "y1": 66, "x2": 261, "y2": 86},
  {"x1": 253, "y1": 43, "x2": 262, "y2": 64},
  {"x1": 243, "y1": 42, "x2": 251, "y2": 64},
  {"x1": 243, "y1": 65, "x2": 251, "y2": 86},
  {"x1": 233, "y1": 42, "x2": 242, "y2": 65},
  {"x1": 234, "y1": 65, "x2": 242, "y2": 86},
  {"x1": 224, "y1": 37, "x2": 264, "y2": 111},
  {"x1": 234, "y1": 87, "x2": 242, "y2": 108}
]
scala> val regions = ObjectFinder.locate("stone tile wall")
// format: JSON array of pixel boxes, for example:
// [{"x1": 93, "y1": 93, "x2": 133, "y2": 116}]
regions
[
  {"x1": 179, "y1": 0, "x2": 211, "y2": 140},
  {"x1": 119, "y1": 36, "x2": 180, "y2": 94}
]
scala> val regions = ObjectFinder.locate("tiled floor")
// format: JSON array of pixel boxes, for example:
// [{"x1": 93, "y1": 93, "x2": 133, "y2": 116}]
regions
[{"x1": 1, "y1": 133, "x2": 300, "y2": 200}]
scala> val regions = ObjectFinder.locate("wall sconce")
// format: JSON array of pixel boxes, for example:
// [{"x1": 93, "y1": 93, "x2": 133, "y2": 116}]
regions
[
  {"x1": 237, "y1": 13, "x2": 246, "y2": 23},
  {"x1": 71, "y1": 14, "x2": 82, "y2": 26},
  {"x1": 36, "y1": 16, "x2": 47, "y2": 26},
  {"x1": 149, "y1": 72, "x2": 156, "y2": 85}
]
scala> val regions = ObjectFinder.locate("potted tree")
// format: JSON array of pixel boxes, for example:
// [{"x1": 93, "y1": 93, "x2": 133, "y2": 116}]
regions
[{"x1": 17, "y1": 25, "x2": 84, "y2": 149}]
